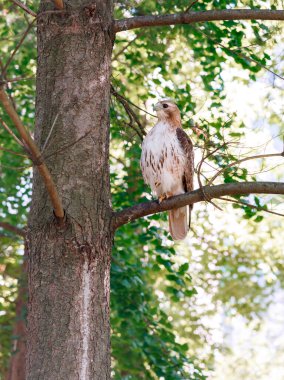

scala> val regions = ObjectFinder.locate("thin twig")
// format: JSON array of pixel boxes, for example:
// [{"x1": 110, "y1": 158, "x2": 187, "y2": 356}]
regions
[
  {"x1": 0, "y1": 146, "x2": 27, "y2": 158},
  {"x1": 111, "y1": 85, "x2": 146, "y2": 139},
  {"x1": 122, "y1": 120, "x2": 144, "y2": 141},
  {"x1": 184, "y1": 0, "x2": 198, "y2": 13},
  {"x1": 111, "y1": 81, "x2": 157, "y2": 117},
  {"x1": 43, "y1": 129, "x2": 92, "y2": 161},
  {"x1": 245, "y1": 162, "x2": 284, "y2": 176},
  {"x1": 196, "y1": 144, "x2": 207, "y2": 193},
  {"x1": 196, "y1": 140, "x2": 232, "y2": 210},
  {"x1": 110, "y1": 153, "x2": 126, "y2": 167},
  {"x1": 0, "y1": 59, "x2": 5, "y2": 73},
  {"x1": 41, "y1": 113, "x2": 59, "y2": 154},
  {"x1": 5, "y1": 76, "x2": 35, "y2": 83},
  {"x1": 0, "y1": 221, "x2": 25, "y2": 237},
  {"x1": 113, "y1": 32, "x2": 142, "y2": 60},
  {"x1": 126, "y1": 99, "x2": 157, "y2": 118},
  {"x1": 193, "y1": 25, "x2": 284, "y2": 82},
  {"x1": 0, "y1": 87, "x2": 64, "y2": 220},
  {"x1": 235, "y1": 48, "x2": 284, "y2": 81},
  {"x1": 0, "y1": 60, "x2": 17, "y2": 110},
  {"x1": 8, "y1": 0, "x2": 36, "y2": 17},
  {"x1": 0, "y1": 163, "x2": 32, "y2": 171},
  {"x1": 208, "y1": 152, "x2": 284, "y2": 185},
  {"x1": 219, "y1": 196, "x2": 284, "y2": 218},
  {"x1": 2, "y1": 19, "x2": 36, "y2": 75},
  {"x1": 0, "y1": 116, "x2": 25, "y2": 147}
]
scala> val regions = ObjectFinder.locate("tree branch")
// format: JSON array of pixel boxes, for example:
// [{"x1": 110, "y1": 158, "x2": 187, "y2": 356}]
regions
[
  {"x1": 114, "y1": 9, "x2": 284, "y2": 33},
  {"x1": 5, "y1": 75, "x2": 35, "y2": 83},
  {"x1": 0, "y1": 87, "x2": 65, "y2": 221},
  {"x1": 191, "y1": 25, "x2": 284, "y2": 81},
  {"x1": 112, "y1": 182, "x2": 284, "y2": 229},
  {"x1": 53, "y1": 0, "x2": 64, "y2": 10},
  {"x1": 113, "y1": 32, "x2": 142, "y2": 61},
  {"x1": 0, "y1": 116, "x2": 25, "y2": 146},
  {"x1": 208, "y1": 152, "x2": 284, "y2": 185},
  {"x1": 0, "y1": 222, "x2": 25, "y2": 237},
  {"x1": 219, "y1": 196, "x2": 284, "y2": 217},
  {"x1": 111, "y1": 83, "x2": 156, "y2": 118},
  {"x1": 2, "y1": 19, "x2": 36, "y2": 76},
  {"x1": 8, "y1": 0, "x2": 37, "y2": 17},
  {"x1": 0, "y1": 145, "x2": 27, "y2": 157},
  {"x1": 111, "y1": 85, "x2": 146, "y2": 139}
]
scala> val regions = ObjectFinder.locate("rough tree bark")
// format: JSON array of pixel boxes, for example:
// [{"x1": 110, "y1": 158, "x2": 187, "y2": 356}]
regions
[
  {"x1": 5, "y1": 262, "x2": 27, "y2": 380},
  {"x1": 114, "y1": 9, "x2": 284, "y2": 32},
  {"x1": 26, "y1": 0, "x2": 114, "y2": 379}
]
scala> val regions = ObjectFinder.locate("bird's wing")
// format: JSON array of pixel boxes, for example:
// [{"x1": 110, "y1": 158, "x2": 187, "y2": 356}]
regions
[{"x1": 176, "y1": 128, "x2": 194, "y2": 193}]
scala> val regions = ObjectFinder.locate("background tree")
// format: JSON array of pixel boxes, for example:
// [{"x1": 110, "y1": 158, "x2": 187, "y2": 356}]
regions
[{"x1": 0, "y1": 0, "x2": 284, "y2": 379}]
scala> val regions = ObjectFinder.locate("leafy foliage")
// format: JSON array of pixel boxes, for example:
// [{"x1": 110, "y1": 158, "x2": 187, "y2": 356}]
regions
[{"x1": 111, "y1": 222, "x2": 204, "y2": 379}]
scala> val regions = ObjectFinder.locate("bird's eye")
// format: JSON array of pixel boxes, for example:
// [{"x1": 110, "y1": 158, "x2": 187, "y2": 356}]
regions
[{"x1": 163, "y1": 104, "x2": 168, "y2": 108}]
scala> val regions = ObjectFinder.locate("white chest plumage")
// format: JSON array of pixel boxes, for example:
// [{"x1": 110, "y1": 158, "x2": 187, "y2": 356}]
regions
[{"x1": 141, "y1": 121, "x2": 186, "y2": 197}]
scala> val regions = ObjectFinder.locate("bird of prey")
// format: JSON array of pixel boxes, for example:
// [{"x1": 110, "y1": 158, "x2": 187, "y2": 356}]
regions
[{"x1": 140, "y1": 99, "x2": 194, "y2": 240}]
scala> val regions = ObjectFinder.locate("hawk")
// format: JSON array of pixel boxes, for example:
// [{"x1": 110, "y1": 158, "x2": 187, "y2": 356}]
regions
[{"x1": 140, "y1": 99, "x2": 194, "y2": 240}]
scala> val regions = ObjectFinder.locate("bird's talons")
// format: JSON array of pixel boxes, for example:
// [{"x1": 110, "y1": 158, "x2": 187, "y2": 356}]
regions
[{"x1": 158, "y1": 194, "x2": 167, "y2": 204}]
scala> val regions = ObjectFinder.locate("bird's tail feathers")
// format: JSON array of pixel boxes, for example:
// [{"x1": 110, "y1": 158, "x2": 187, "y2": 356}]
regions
[{"x1": 168, "y1": 206, "x2": 189, "y2": 241}]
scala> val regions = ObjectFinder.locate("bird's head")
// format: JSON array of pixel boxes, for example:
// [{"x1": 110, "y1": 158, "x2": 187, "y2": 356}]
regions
[{"x1": 154, "y1": 99, "x2": 181, "y2": 127}]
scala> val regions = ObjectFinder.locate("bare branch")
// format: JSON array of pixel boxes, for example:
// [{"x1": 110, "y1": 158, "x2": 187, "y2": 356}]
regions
[
  {"x1": 0, "y1": 162, "x2": 32, "y2": 171},
  {"x1": 5, "y1": 76, "x2": 35, "y2": 83},
  {"x1": 2, "y1": 19, "x2": 36, "y2": 76},
  {"x1": 41, "y1": 113, "x2": 59, "y2": 154},
  {"x1": 111, "y1": 79, "x2": 157, "y2": 117},
  {"x1": 208, "y1": 152, "x2": 284, "y2": 185},
  {"x1": 219, "y1": 196, "x2": 284, "y2": 217},
  {"x1": 0, "y1": 62, "x2": 17, "y2": 110},
  {"x1": 43, "y1": 129, "x2": 92, "y2": 161},
  {"x1": 196, "y1": 139, "x2": 232, "y2": 210},
  {"x1": 0, "y1": 87, "x2": 64, "y2": 220},
  {"x1": 8, "y1": 0, "x2": 36, "y2": 17},
  {"x1": 0, "y1": 116, "x2": 25, "y2": 146},
  {"x1": 184, "y1": 0, "x2": 198, "y2": 13},
  {"x1": 115, "y1": 9, "x2": 284, "y2": 33},
  {"x1": 192, "y1": 25, "x2": 284, "y2": 81},
  {"x1": 121, "y1": 97, "x2": 156, "y2": 118},
  {"x1": 112, "y1": 181, "x2": 284, "y2": 229},
  {"x1": 113, "y1": 32, "x2": 142, "y2": 61},
  {"x1": 0, "y1": 222, "x2": 25, "y2": 237},
  {"x1": 196, "y1": 141, "x2": 214, "y2": 206},
  {"x1": 111, "y1": 85, "x2": 146, "y2": 139},
  {"x1": 120, "y1": 120, "x2": 144, "y2": 141},
  {"x1": 0, "y1": 145, "x2": 27, "y2": 158},
  {"x1": 53, "y1": 0, "x2": 64, "y2": 10}
]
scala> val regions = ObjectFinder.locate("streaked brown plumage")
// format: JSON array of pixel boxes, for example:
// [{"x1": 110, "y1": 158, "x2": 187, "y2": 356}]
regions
[{"x1": 140, "y1": 99, "x2": 194, "y2": 240}]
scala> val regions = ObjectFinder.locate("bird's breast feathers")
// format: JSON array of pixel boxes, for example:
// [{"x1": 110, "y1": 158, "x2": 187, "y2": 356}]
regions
[{"x1": 141, "y1": 121, "x2": 186, "y2": 195}]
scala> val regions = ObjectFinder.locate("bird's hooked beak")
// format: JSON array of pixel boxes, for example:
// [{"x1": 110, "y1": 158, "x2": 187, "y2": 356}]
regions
[{"x1": 153, "y1": 102, "x2": 163, "y2": 111}]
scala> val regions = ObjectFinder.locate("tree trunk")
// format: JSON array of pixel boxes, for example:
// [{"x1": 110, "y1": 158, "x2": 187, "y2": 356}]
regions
[
  {"x1": 26, "y1": 1, "x2": 114, "y2": 379},
  {"x1": 5, "y1": 262, "x2": 27, "y2": 380}
]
